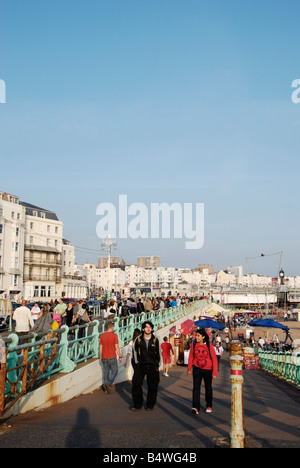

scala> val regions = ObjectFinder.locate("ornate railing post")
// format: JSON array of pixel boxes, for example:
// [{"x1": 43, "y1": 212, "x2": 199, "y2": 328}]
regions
[
  {"x1": 91, "y1": 320, "x2": 100, "y2": 358},
  {"x1": 59, "y1": 325, "x2": 76, "y2": 373},
  {"x1": 229, "y1": 353, "x2": 245, "y2": 449}
]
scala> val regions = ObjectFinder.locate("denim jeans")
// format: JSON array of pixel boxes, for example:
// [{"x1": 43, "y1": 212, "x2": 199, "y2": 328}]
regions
[{"x1": 102, "y1": 358, "x2": 118, "y2": 390}]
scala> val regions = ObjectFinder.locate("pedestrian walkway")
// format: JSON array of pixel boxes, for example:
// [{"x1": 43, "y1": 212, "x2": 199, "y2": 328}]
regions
[{"x1": 0, "y1": 353, "x2": 299, "y2": 448}]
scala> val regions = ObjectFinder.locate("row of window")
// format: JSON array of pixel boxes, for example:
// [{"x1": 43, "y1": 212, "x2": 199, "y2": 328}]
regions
[
  {"x1": 29, "y1": 222, "x2": 60, "y2": 234},
  {"x1": 34, "y1": 286, "x2": 54, "y2": 298}
]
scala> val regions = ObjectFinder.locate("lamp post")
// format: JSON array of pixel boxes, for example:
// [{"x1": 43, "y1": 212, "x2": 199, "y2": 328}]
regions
[{"x1": 101, "y1": 234, "x2": 117, "y2": 301}]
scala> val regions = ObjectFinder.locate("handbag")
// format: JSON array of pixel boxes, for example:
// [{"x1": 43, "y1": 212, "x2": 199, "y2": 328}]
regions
[{"x1": 51, "y1": 320, "x2": 59, "y2": 331}]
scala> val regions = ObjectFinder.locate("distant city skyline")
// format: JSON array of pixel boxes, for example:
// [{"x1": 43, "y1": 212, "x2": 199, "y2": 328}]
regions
[{"x1": 1, "y1": 1, "x2": 300, "y2": 277}]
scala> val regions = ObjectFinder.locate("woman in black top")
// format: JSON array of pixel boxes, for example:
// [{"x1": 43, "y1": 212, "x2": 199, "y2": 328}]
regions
[{"x1": 66, "y1": 302, "x2": 74, "y2": 327}]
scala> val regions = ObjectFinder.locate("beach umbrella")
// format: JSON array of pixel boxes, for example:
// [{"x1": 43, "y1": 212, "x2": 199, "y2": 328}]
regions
[
  {"x1": 194, "y1": 318, "x2": 225, "y2": 330},
  {"x1": 248, "y1": 318, "x2": 289, "y2": 331}
]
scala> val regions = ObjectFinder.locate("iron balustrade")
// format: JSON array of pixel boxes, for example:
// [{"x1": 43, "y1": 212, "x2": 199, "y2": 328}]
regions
[
  {"x1": 258, "y1": 349, "x2": 300, "y2": 387},
  {"x1": 0, "y1": 300, "x2": 205, "y2": 417}
]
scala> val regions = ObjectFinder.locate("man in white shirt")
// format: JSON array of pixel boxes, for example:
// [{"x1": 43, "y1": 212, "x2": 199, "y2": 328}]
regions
[
  {"x1": 13, "y1": 300, "x2": 34, "y2": 337},
  {"x1": 31, "y1": 302, "x2": 41, "y2": 322}
]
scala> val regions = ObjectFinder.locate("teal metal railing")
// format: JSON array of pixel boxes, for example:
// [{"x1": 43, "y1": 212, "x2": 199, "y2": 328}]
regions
[
  {"x1": 258, "y1": 349, "x2": 300, "y2": 387},
  {"x1": 0, "y1": 300, "x2": 206, "y2": 416}
]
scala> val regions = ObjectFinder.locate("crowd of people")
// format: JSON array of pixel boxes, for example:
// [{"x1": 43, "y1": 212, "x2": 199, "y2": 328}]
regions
[
  {"x1": 101, "y1": 295, "x2": 194, "y2": 320},
  {"x1": 10, "y1": 295, "x2": 197, "y2": 340},
  {"x1": 11, "y1": 299, "x2": 93, "y2": 340}
]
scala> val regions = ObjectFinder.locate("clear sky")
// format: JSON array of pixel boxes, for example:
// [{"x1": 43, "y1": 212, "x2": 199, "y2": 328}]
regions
[{"x1": 1, "y1": 0, "x2": 300, "y2": 276}]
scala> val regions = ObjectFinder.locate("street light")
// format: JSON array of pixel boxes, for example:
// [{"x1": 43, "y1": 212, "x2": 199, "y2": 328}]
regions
[{"x1": 101, "y1": 234, "x2": 117, "y2": 301}]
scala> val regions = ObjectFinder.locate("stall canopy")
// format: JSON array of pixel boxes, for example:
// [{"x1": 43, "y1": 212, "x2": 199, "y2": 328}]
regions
[
  {"x1": 180, "y1": 319, "x2": 196, "y2": 335},
  {"x1": 248, "y1": 318, "x2": 289, "y2": 331},
  {"x1": 194, "y1": 318, "x2": 226, "y2": 330}
]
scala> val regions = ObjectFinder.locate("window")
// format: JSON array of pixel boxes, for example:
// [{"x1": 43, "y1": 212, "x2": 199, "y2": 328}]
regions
[
  {"x1": 0, "y1": 224, "x2": 2, "y2": 234},
  {"x1": 41, "y1": 286, "x2": 46, "y2": 297},
  {"x1": 30, "y1": 222, "x2": 34, "y2": 229},
  {"x1": 47, "y1": 225, "x2": 50, "y2": 233},
  {"x1": 16, "y1": 227, "x2": 19, "y2": 237},
  {"x1": 34, "y1": 286, "x2": 39, "y2": 297}
]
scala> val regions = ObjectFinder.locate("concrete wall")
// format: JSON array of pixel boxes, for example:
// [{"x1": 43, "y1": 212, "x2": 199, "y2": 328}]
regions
[{"x1": 7, "y1": 307, "x2": 201, "y2": 417}]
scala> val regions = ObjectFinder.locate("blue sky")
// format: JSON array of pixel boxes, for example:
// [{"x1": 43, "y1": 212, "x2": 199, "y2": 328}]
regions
[{"x1": 1, "y1": 0, "x2": 300, "y2": 276}]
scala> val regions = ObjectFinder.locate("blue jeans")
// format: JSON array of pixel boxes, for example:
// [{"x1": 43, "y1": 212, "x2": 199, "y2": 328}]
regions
[{"x1": 102, "y1": 358, "x2": 118, "y2": 390}]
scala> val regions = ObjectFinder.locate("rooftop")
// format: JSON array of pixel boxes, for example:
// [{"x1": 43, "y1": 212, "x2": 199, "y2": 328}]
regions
[{"x1": 20, "y1": 202, "x2": 59, "y2": 221}]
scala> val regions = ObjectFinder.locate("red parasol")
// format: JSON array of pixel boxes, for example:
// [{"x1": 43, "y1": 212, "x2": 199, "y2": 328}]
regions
[{"x1": 180, "y1": 319, "x2": 196, "y2": 336}]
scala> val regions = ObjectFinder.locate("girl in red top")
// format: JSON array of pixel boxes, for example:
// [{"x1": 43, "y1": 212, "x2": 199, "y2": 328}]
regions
[{"x1": 188, "y1": 328, "x2": 218, "y2": 414}]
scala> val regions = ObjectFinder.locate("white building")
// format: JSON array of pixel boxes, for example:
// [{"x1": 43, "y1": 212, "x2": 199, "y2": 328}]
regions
[
  {"x1": 237, "y1": 274, "x2": 273, "y2": 288},
  {"x1": 61, "y1": 240, "x2": 87, "y2": 299},
  {"x1": 21, "y1": 202, "x2": 63, "y2": 300},
  {"x1": 227, "y1": 266, "x2": 243, "y2": 277},
  {"x1": 0, "y1": 191, "x2": 25, "y2": 301},
  {"x1": 21, "y1": 201, "x2": 87, "y2": 301}
]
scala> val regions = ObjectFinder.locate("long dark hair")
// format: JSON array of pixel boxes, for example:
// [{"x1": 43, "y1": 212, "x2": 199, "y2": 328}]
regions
[
  {"x1": 194, "y1": 328, "x2": 211, "y2": 359},
  {"x1": 196, "y1": 328, "x2": 210, "y2": 343},
  {"x1": 132, "y1": 328, "x2": 141, "y2": 341}
]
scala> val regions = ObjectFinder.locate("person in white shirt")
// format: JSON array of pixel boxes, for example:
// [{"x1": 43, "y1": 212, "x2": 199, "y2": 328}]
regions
[
  {"x1": 31, "y1": 303, "x2": 41, "y2": 322},
  {"x1": 13, "y1": 300, "x2": 34, "y2": 342},
  {"x1": 214, "y1": 342, "x2": 224, "y2": 370}
]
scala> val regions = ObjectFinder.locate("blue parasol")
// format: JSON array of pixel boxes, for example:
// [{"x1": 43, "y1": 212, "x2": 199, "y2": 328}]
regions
[
  {"x1": 194, "y1": 318, "x2": 225, "y2": 330},
  {"x1": 248, "y1": 318, "x2": 289, "y2": 331}
]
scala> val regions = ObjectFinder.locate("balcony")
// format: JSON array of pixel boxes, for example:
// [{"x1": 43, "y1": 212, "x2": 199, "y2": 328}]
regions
[
  {"x1": 24, "y1": 258, "x2": 62, "y2": 267},
  {"x1": 24, "y1": 275, "x2": 62, "y2": 283}
]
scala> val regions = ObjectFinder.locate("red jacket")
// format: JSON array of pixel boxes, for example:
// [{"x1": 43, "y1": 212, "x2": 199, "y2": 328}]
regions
[{"x1": 188, "y1": 341, "x2": 218, "y2": 378}]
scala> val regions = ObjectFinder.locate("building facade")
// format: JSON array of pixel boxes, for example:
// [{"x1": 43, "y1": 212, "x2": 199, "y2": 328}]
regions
[
  {"x1": 0, "y1": 191, "x2": 25, "y2": 301},
  {"x1": 21, "y1": 202, "x2": 63, "y2": 300}
]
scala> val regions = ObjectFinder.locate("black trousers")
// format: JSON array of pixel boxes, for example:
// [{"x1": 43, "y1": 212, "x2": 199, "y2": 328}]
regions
[
  {"x1": 132, "y1": 364, "x2": 160, "y2": 409},
  {"x1": 192, "y1": 367, "x2": 213, "y2": 410}
]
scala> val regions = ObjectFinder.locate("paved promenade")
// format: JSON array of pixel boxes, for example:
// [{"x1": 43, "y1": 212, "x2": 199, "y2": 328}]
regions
[{"x1": 0, "y1": 352, "x2": 299, "y2": 449}]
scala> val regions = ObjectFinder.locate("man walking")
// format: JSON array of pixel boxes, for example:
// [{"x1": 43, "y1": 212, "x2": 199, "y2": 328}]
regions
[
  {"x1": 131, "y1": 321, "x2": 160, "y2": 411},
  {"x1": 161, "y1": 336, "x2": 174, "y2": 377},
  {"x1": 13, "y1": 300, "x2": 34, "y2": 343},
  {"x1": 99, "y1": 321, "x2": 122, "y2": 393}
]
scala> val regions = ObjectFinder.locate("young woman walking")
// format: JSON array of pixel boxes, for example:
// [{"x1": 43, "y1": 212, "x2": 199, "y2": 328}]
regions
[{"x1": 187, "y1": 328, "x2": 218, "y2": 414}]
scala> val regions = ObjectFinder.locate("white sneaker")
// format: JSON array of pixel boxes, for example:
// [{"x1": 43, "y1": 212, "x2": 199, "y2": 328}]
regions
[
  {"x1": 165, "y1": 373, "x2": 169, "y2": 377},
  {"x1": 192, "y1": 408, "x2": 199, "y2": 415}
]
